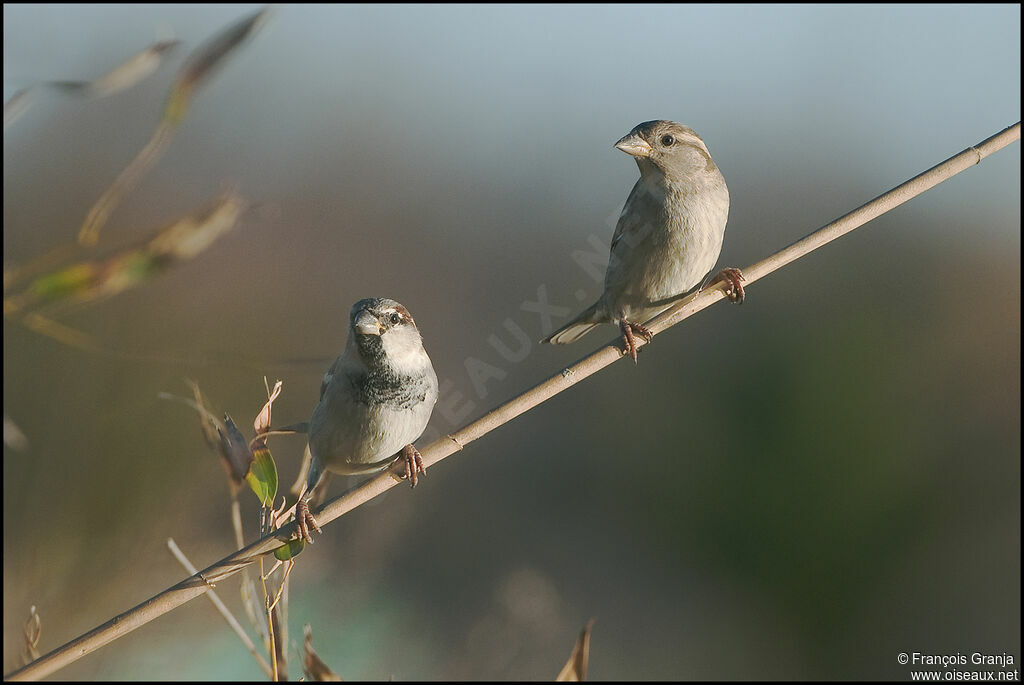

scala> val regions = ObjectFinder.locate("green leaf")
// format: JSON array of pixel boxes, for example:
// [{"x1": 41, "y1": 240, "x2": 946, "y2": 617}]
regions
[
  {"x1": 274, "y1": 538, "x2": 304, "y2": 561},
  {"x1": 31, "y1": 263, "x2": 98, "y2": 299},
  {"x1": 246, "y1": 438, "x2": 278, "y2": 507}
]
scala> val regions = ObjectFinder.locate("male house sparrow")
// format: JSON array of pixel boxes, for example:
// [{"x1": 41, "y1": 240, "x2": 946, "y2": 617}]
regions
[
  {"x1": 296, "y1": 297, "x2": 438, "y2": 543},
  {"x1": 543, "y1": 120, "x2": 744, "y2": 362}
]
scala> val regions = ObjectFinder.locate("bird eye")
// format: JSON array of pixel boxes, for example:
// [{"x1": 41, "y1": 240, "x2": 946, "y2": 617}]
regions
[
  {"x1": 661, "y1": 134, "x2": 675, "y2": 146},
  {"x1": 389, "y1": 312, "x2": 401, "y2": 325}
]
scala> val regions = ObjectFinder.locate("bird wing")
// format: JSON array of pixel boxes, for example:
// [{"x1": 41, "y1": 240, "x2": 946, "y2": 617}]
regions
[
  {"x1": 609, "y1": 179, "x2": 659, "y2": 257},
  {"x1": 310, "y1": 358, "x2": 363, "y2": 463},
  {"x1": 319, "y1": 354, "x2": 346, "y2": 401}
]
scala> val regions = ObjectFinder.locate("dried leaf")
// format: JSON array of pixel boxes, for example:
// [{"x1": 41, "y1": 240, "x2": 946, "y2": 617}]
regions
[
  {"x1": 22, "y1": 605, "x2": 41, "y2": 665},
  {"x1": 48, "y1": 39, "x2": 180, "y2": 98},
  {"x1": 186, "y1": 380, "x2": 225, "y2": 453},
  {"x1": 158, "y1": 384, "x2": 248, "y2": 488},
  {"x1": 78, "y1": 8, "x2": 266, "y2": 245},
  {"x1": 4, "y1": 88, "x2": 33, "y2": 131},
  {"x1": 172, "y1": 8, "x2": 270, "y2": 111},
  {"x1": 5, "y1": 191, "x2": 245, "y2": 356},
  {"x1": 218, "y1": 414, "x2": 256, "y2": 487},
  {"x1": 21, "y1": 189, "x2": 245, "y2": 310},
  {"x1": 7, "y1": 39, "x2": 178, "y2": 133},
  {"x1": 253, "y1": 379, "x2": 283, "y2": 435},
  {"x1": 146, "y1": 189, "x2": 245, "y2": 260},
  {"x1": 4, "y1": 414, "x2": 30, "y2": 452},
  {"x1": 556, "y1": 620, "x2": 594, "y2": 681},
  {"x1": 303, "y1": 625, "x2": 342, "y2": 681},
  {"x1": 82, "y1": 40, "x2": 181, "y2": 97},
  {"x1": 20, "y1": 312, "x2": 98, "y2": 351}
]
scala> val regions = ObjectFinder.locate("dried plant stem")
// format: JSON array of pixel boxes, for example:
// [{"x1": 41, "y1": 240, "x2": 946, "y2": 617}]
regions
[
  {"x1": 77, "y1": 121, "x2": 177, "y2": 246},
  {"x1": 5, "y1": 122, "x2": 1019, "y2": 682},
  {"x1": 166, "y1": 539, "x2": 273, "y2": 679},
  {"x1": 258, "y1": 556, "x2": 279, "y2": 681},
  {"x1": 231, "y1": 497, "x2": 245, "y2": 549}
]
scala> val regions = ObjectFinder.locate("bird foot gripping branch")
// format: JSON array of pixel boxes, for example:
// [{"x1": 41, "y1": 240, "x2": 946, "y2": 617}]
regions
[
  {"x1": 705, "y1": 267, "x2": 746, "y2": 304},
  {"x1": 391, "y1": 443, "x2": 426, "y2": 488},
  {"x1": 619, "y1": 320, "x2": 654, "y2": 364},
  {"x1": 295, "y1": 493, "x2": 323, "y2": 545}
]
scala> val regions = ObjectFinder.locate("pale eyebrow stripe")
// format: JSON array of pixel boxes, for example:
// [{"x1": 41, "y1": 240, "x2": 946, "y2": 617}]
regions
[{"x1": 681, "y1": 138, "x2": 716, "y2": 172}]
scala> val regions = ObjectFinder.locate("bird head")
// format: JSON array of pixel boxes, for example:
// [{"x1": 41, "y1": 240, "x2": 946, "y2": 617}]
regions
[
  {"x1": 615, "y1": 120, "x2": 718, "y2": 181},
  {"x1": 347, "y1": 297, "x2": 429, "y2": 372}
]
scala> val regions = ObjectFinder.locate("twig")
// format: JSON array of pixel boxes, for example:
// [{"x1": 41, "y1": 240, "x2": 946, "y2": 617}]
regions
[
  {"x1": 258, "y1": 555, "x2": 279, "y2": 681},
  {"x1": 78, "y1": 121, "x2": 177, "y2": 246},
  {"x1": 166, "y1": 538, "x2": 273, "y2": 679},
  {"x1": 5, "y1": 121, "x2": 1019, "y2": 682}
]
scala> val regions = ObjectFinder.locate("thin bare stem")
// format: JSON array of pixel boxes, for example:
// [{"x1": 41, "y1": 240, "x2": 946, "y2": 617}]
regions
[
  {"x1": 231, "y1": 497, "x2": 245, "y2": 550},
  {"x1": 267, "y1": 562, "x2": 293, "y2": 613},
  {"x1": 259, "y1": 555, "x2": 279, "y2": 681},
  {"x1": 78, "y1": 121, "x2": 177, "y2": 246},
  {"x1": 166, "y1": 539, "x2": 273, "y2": 679},
  {"x1": 5, "y1": 122, "x2": 1019, "y2": 682}
]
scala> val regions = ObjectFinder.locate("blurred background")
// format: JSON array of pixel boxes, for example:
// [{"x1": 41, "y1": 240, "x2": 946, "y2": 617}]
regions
[{"x1": 3, "y1": 4, "x2": 1019, "y2": 680}]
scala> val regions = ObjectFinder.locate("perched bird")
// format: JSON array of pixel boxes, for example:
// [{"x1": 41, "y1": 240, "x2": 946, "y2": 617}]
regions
[
  {"x1": 543, "y1": 120, "x2": 744, "y2": 362},
  {"x1": 296, "y1": 297, "x2": 438, "y2": 543}
]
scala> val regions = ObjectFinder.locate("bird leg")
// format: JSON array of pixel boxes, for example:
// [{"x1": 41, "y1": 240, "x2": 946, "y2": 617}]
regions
[
  {"x1": 294, "y1": 487, "x2": 322, "y2": 545},
  {"x1": 704, "y1": 267, "x2": 746, "y2": 304},
  {"x1": 620, "y1": 320, "x2": 654, "y2": 364},
  {"x1": 392, "y1": 443, "x2": 426, "y2": 488}
]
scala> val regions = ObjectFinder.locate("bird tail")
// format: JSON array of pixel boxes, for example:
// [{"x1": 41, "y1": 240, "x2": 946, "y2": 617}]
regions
[{"x1": 542, "y1": 304, "x2": 601, "y2": 345}]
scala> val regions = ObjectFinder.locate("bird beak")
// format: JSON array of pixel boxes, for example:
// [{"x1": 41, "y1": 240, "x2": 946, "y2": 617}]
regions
[
  {"x1": 353, "y1": 310, "x2": 383, "y2": 336},
  {"x1": 614, "y1": 133, "x2": 652, "y2": 158}
]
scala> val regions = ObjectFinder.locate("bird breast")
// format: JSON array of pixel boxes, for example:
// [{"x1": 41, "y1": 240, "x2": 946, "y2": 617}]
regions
[
  {"x1": 309, "y1": 366, "x2": 438, "y2": 473},
  {"x1": 604, "y1": 174, "x2": 730, "y2": 321}
]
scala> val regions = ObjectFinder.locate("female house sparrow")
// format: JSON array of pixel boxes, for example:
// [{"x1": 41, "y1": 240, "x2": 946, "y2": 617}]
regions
[
  {"x1": 543, "y1": 120, "x2": 744, "y2": 362},
  {"x1": 296, "y1": 297, "x2": 438, "y2": 543}
]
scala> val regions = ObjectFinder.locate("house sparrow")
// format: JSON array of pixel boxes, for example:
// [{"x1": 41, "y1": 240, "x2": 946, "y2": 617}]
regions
[
  {"x1": 296, "y1": 297, "x2": 438, "y2": 543},
  {"x1": 543, "y1": 120, "x2": 744, "y2": 362}
]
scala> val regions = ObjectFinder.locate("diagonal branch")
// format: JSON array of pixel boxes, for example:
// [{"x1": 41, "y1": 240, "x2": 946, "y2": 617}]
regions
[
  {"x1": 5, "y1": 121, "x2": 1019, "y2": 682},
  {"x1": 166, "y1": 538, "x2": 274, "y2": 678}
]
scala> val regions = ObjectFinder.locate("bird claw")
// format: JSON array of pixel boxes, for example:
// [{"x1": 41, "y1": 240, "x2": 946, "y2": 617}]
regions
[
  {"x1": 295, "y1": 496, "x2": 322, "y2": 545},
  {"x1": 710, "y1": 267, "x2": 745, "y2": 304},
  {"x1": 620, "y1": 320, "x2": 654, "y2": 364},
  {"x1": 393, "y1": 443, "x2": 426, "y2": 488}
]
